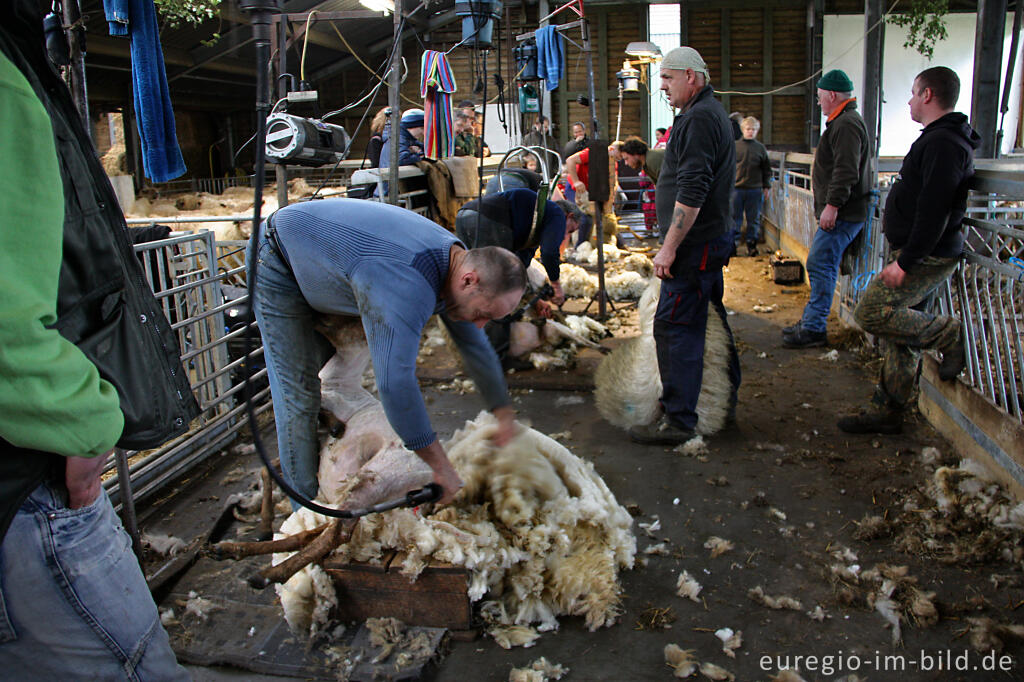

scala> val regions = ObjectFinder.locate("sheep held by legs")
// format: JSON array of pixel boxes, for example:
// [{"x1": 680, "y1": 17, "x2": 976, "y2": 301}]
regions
[{"x1": 594, "y1": 279, "x2": 736, "y2": 436}]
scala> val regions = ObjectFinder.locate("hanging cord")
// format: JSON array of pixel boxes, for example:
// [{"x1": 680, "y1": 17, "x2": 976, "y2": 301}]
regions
[
  {"x1": 328, "y1": 20, "x2": 420, "y2": 106},
  {"x1": 300, "y1": 10, "x2": 317, "y2": 82}
]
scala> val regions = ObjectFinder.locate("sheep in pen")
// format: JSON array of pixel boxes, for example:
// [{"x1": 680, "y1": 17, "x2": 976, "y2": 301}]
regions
[{"x1": 210, "y1": 315, "x2": 636, "y2": 644}]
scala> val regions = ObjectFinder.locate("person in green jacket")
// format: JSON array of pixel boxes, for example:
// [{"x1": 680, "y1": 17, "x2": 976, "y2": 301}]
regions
[{"x1": 0, "y1": 2, "x2": 194, "y2": 676}]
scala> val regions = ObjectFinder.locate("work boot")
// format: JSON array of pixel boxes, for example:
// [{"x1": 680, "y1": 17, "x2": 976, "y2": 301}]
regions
[
  {"x1": 837, "y1": 409, "x2": 904, "y2": 435},
  {"x1": 747, "y1": 242, "x2": 759, "y2": 257},
  {"x1": 782, "y1": 326, "x2": 827, "y2": 348},
  {"x1": 938, "y1": 324, "x2": 966, "y2": 382},
  {"x1": 629, "y1": 417, "x2": 696, "y2": 446},
  {"x1": 782, "y1": 322, "x2": 802, "y2": 336}
]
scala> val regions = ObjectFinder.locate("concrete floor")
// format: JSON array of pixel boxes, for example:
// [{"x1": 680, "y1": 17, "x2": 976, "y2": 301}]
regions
[{"x1": 140, "y1": 253, "x2": 1024, "y2": 681}]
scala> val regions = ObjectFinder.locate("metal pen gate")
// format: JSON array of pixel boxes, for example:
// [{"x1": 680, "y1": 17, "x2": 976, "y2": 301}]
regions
[{"x1": 103, "y1": 228, "x2": 272, "y2": 512}]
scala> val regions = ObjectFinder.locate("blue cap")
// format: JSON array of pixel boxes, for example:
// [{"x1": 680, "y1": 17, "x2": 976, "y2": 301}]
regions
[{"x1": 401, "y1": 108, "x2": 425, "y2": 127}]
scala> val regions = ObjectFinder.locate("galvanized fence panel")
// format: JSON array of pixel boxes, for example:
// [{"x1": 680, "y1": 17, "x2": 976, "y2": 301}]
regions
[{"x1": 104, "y1": 229, "x2": 272, "y2": 508}]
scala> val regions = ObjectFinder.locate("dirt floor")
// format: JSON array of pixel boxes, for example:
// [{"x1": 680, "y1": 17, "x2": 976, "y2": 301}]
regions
[{"x1": 141, "y1": 248, "x2": 1024, "y2": 682}]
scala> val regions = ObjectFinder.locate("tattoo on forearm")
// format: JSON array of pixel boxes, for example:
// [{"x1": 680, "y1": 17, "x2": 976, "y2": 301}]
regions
[{"x1": 671, "y1": 206, "x2": 686, "y2": 231}]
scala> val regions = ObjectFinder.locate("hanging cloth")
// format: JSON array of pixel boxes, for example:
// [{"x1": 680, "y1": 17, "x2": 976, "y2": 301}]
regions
[
  {"x1": 420, "y1": 50, "x2": 457, "y2": 159},
  {"x1": 535, "y1": 25, "x2": 564, "y2": 92},
  {"x1": 102, "y1": 0, "x2": 186, "y2": 182}
]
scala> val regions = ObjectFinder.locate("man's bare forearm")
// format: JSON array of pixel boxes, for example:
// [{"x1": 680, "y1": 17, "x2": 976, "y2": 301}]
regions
[{"x1": 663, "y1": 201, "x2": 700, "y2": 251}]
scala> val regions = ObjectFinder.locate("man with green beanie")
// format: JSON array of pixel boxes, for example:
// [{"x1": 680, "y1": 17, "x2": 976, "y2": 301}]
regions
[{"x1": 783, "y1": 68, "x2": 871, "y2": 348}]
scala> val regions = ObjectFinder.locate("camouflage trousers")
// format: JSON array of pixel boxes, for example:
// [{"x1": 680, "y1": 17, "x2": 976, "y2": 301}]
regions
[{"x1": 853, "y1": 254, "x2": 961, "y2": 411}]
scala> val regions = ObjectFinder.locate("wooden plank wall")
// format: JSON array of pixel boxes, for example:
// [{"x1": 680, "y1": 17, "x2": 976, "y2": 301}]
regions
[{"x1": 687, "y1": 4, "x2": 807, "y2": 149}]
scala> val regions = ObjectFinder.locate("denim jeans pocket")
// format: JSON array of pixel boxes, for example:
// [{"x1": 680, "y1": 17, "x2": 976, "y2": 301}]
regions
[
  {"x1": 0, "y1": 580, "x2": 17, "y2": 643},
  {"x1": 48, "y1": 492, "x2": 162, "y2": 664}
]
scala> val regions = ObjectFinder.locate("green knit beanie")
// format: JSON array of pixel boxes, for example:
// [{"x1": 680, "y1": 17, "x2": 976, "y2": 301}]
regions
[{"x1": 816, "y1": 69, "x2": 854, "y2": 93}]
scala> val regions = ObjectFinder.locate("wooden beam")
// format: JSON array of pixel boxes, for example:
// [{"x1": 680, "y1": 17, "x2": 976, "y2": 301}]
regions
[
  {"x1": 763, "y1": 8, "x2": 773, "y2": 144},
  {"x1": 87, "y1": 34, "x2": 255, "y2": 78},
  {"x1": 971, "y1": 0, "x2": 1008, "y2": 158},
  {"x1": 862, "y1": 0, "x2": 884, "y2": 166}
]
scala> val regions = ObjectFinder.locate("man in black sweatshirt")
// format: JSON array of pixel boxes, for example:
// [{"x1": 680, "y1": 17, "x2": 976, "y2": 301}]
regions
[
  {"x1": 629, "y1": 46, "x2": 740, "y2": 444},
  {"x1": 838, "y1": 66, "x2": 980, "y2": 435}
]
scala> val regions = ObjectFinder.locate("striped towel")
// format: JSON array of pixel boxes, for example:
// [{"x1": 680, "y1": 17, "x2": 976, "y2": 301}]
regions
[{"x1": 420, "y1": 50, "x2": 457, "y2": 159}]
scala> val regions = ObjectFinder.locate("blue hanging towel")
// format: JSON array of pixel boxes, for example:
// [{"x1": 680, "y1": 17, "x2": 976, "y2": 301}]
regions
[
  {"x1": 103, "y1": 0, "x2": 186, "y2": 182},
  {"x1": 535, "y1": 25, "x2": 564, "y2": 92}
]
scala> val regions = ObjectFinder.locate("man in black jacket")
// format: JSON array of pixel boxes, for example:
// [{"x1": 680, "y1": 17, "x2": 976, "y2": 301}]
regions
[
  {"x1": 0, "y1": 2, "x2": 196, "y2": 676},
  {"x1": 629, "y1": 46, "x2": 740, "y2": 444},
  {"x1": 838, "y1": 66, "x2": 979, "y2": 435}
]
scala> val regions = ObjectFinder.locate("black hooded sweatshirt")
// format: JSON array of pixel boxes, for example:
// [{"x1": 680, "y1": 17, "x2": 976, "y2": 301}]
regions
[{"x1": 883, "y1": 112, "x2": 980, "y2": 271}]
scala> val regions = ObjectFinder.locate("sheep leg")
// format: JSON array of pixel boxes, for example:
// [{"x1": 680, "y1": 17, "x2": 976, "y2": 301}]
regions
[
  {"x1": 248, "y1": 519, "x2": 355, "y2": 589},
  {"x1": 258, "y1": 468, "x2": 275, "y2": 540},
  {"x1": 208, "y1": 523, "x2": 330, "y2": 560}
]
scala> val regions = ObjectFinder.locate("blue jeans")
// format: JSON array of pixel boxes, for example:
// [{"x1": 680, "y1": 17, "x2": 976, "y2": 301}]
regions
[
  {"x1": 799, "y1": 218, "x2": 864, "y2": 333},
  {"x1": 0, "y1": 484, "x2": 187, "y2": 680},
  {"x1": 250, "y1": 222, "x2": 335, "y2": 502},
  {"x1": 653, "y1": 234, "x2": 741, "y2": 430},
  {"x1": 731, "y1": 188, "x2": 763, "y2": 244}
]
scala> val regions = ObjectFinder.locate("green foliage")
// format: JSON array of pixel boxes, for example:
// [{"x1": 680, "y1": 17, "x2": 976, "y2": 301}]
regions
[
  {"x1": 888, "y1": 0, "x2": 950, "y2": 61},
  {"x1": 154, "y1": 0, "x2": 221, "y2": 29}
]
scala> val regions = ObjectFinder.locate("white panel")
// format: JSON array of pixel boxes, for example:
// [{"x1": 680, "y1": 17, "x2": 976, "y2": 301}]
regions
[{"x1": 823, "y1": 13, "x2": 1022, "y2": 156}]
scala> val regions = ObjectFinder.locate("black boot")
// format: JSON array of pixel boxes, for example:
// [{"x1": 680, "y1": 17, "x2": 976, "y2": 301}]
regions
[
  {"x1": 782, "y1": 326, "x2": 827, "y2": 348},
  {"x1": 938, "y1": 323, "x2": 966, "y2": 381},
  {"x1": 837, "y1": 409, "x2": 903, "y2": 435}
]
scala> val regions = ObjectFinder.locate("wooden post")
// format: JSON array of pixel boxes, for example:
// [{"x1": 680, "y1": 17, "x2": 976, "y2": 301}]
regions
[
  {"x1": 388, "y1": 1, "x2": 402, "y2": 204},
  {"x1": 275, "y1": 17, "x2": 289, "y2": 208},
  {"x1": 972, "y1": 0, "x2": 1008, "y2": 158},
  {"x1": 806, "y1": 0, "x2": 823, "y2": 150},
  {"x1": 862, "y1": 0, "x2": 884, "y2": 180}
]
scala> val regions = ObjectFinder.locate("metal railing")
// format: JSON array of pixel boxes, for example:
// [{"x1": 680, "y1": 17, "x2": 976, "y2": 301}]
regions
[
  {"x1": 104, "y1": 230, "x2": 272, "y2": 509},
  {"x1": 769, "y1": 153, "x2": 1024, "y2": 426}
]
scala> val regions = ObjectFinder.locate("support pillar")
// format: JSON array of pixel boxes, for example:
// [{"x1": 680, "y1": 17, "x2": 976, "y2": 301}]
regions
[{"x1": 972, "y1": 0, "x2": 1008, "y2": 158}]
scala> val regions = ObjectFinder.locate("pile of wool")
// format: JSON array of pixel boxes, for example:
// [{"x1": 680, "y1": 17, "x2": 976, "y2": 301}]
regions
[
  {"x1": 605, "y1": 271, "x2": 650, "y2": 301},
  {"x1": 622, "y1": 252, "x2": 654, "y2": 278},
  {"x1": 864, "y1": 455, "x2": 1024, "y2": 566},
  {"x1": 594, "y1": 279, "x2": 735, "y2": 435},
  {"x1": 558, "y1": 264, "x2": 598, "y2": 299},
  {"x1": 275, "y1": 411, "x2": 635, "y2": 639}
]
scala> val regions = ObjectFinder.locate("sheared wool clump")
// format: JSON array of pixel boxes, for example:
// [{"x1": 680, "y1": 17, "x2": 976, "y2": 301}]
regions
[
  {"x1": 490, "y1": 625, "x2": 541, "y2": 650},
  {"x1": 184, "y1": 591, "x2": 220, "y2": 621},
  {"x1": 715, "y1": 627, "x2": 742, "y2": 658},
  {"x1": 699, "y1": 661, "x2": 735, "y2": 681},
  {"x1": 585, "y1": 242, "x2": 622, "y2": 266},
  {"x1": 558, "y1": 263, "x2": 598, "y2": 299},
  {"x1": 748, "y1": 585, "x2": 803, "y2": 611},
  {"x1": 675, "y1": 571, "x2": 702, "y2": 603},
  {"x1": 564, "y1": 315, "x2": 607, "y2": 344},
  {"x1": 704, "y1": 536, "x2": 734, "y2": 558},
  {"x1": 606, "y1": 271, "x2": 649, "y2": 301},
  {"x1": 664, "y1": 644, "x2": 698, "y2": 678},
  {"x1": 142, "y1": 532, "x2": 188, "y2": 556},
  {"x1": 622, "y1": 253, "x2": 654, "y2": 277},
  {"x1": 508, "y1": 656, "x2": 568, "y2": 682}
]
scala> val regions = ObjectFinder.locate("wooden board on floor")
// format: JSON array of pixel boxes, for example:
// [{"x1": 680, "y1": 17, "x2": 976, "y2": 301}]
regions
[{"x1": 323, "y1": 552, "x2": 473, "y2": 630}]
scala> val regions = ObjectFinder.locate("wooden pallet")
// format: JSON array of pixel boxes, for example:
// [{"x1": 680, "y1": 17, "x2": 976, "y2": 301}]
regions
[{"x1": 323, "y1": 552, "x2": 474, "y2": 632}]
